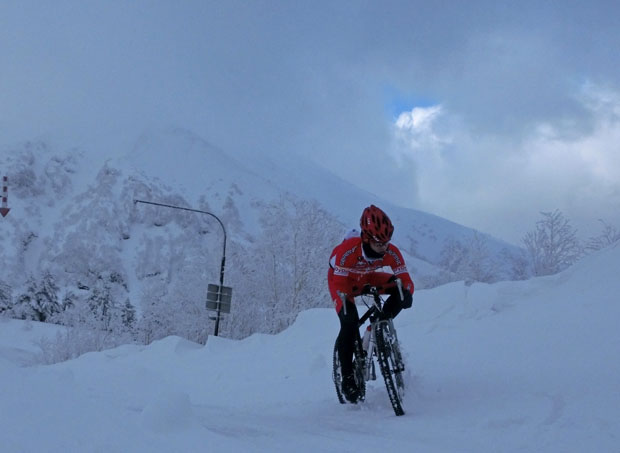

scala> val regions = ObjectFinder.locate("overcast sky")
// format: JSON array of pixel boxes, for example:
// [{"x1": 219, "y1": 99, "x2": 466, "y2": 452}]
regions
[{"x1": 2, "y1": 0, "x2": 619, "y2": 243}]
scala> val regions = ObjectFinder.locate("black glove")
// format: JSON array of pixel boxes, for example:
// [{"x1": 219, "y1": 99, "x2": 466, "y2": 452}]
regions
[{"x1": 401, "y1": 289, "x2": 413, "y2": 309}]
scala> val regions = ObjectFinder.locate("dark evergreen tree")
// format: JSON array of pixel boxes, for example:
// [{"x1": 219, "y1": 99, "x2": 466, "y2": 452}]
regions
[
  {"x1": 121, "y1": 298, "x2": 137, "y2": 330},
  {"x1": 14, "y1": 275, "x2": 40, "y2": 320},
  {"x1": 35, "y1": 271, "x2": 62, "y2": 322},
  {"x1": 0, "y1": 280, "x2": 12, "y2": 314},
  {"x1": 87, "y1": 276, "x2": 115, "y2": 330}
]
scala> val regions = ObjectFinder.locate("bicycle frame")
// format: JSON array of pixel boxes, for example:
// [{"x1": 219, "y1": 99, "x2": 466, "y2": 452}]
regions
[
  {"x1": 357, "y1": 291, "x2": 377, "y2": 382},
  {"x1": 357, "y1": 279, "x2": 402, "y2": 382}
]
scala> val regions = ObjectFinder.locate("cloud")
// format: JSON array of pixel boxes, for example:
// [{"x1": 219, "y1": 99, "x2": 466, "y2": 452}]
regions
[
  {"x1": 393, "y1": 105, "x2": 450, "y2": 156},
  {"x1": 392, "y1": 83, "x2": 620, "y2": 242}
]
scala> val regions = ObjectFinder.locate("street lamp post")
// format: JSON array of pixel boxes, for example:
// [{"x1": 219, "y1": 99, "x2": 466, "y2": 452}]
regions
[{"x1": 134, "y1": 199, "x2": 228, "y2": 336}]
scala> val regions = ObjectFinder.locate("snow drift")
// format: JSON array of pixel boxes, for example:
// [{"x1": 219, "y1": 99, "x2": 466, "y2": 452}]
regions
[{"x1": 1, "y1": 243, "x2": 618, "y2": 451}]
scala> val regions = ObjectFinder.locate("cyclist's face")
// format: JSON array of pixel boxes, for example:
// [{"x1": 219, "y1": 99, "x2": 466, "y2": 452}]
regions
[{"x1": 369, "y1": 239, "x2": 389, "y2": 254}]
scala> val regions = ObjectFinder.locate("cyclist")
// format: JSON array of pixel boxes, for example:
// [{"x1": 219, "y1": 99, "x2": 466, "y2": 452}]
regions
[{"x1": 328, "y1": 205, "x2": 414, "y2": 403}]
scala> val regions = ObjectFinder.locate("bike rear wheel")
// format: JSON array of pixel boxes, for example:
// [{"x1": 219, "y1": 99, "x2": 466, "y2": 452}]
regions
[
  {"x1": 333, "y1": 335, "x2": 366, "y2": 404},
  {"x1": 375, "y1": 320, "x2": 406, "y2": 416}
]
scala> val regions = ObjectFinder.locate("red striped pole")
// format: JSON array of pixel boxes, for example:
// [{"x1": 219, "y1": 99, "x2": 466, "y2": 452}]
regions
[
  {"x1": 2, "y1": 176, "x2": 7, "y2": 206},
  {"x1": 1, "y1": 176, "x2": 10, "y2": 217}
]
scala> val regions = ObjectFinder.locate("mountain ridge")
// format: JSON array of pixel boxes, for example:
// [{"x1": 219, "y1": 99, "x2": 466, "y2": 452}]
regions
[{"x1": 1, "y1": 129, "x2": 519, "y2": 285}]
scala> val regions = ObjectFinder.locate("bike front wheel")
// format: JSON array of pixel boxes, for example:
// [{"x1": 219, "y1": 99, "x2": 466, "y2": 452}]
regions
[{"x1": 375, "y1": 320, "x2": 406, "y2": 416}]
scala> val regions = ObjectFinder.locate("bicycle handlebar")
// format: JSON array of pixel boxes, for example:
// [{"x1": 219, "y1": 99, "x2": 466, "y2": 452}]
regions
[
  {"x1": 337, "y1": 278, "x2": 404, "y2": 322},
  {"x1": 353, "y1": 278, "x2": 402, "y2": 298},
  {"x1": 355, "y1": 278, "x2": 403, "y2": 327}
]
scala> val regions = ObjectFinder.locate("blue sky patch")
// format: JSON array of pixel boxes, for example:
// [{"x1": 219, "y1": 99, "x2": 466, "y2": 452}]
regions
[{"x1": 383, "y1": 85, "x2": 437, "y2": 120}]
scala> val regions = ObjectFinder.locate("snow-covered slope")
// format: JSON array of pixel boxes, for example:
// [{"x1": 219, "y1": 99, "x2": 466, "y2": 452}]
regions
[
  {"x1": 0, "y1": 130, "x2": 518, "y2": 293},
  {"x1": 119, "y1": 128, "x2": 283, "y2": 231},
  {"x1": 1, "y1": 243, "x2": 618, "y2": 452}
]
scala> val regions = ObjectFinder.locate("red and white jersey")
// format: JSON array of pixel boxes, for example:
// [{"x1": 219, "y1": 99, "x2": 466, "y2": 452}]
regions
[{"x1": 327, "y1": 236, "x2": 414, "y2": 308}]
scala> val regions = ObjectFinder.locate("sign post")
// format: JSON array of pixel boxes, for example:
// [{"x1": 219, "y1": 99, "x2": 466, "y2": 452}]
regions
[{"x1": 133, "y1": 199, "x2": 229, "y2": 336}]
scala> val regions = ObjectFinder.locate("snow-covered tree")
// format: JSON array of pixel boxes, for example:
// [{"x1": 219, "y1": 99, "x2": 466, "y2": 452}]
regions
[
  {"x1": 11, "y1": 272, "x2": 62, "y2": 322},
  {"x1": 135, "y1": 278, "x2": 169, "y2": 345},
  {"x1": 225, "y1": 195, "x2": 342, "y2": 337},
  {"x1": 221, "y1": 187, "x2": 244, "y2": 235},
  {"x1": 133, "y1": 228, "x2": 215, "y2": 345},
  {"x1": 586, "y1": 219, "x2": 620, "y2": 253},
  {"x1": 136, "y1": 303, "x2": 172, "y2": 345},
  {"x1": 36, "y1": 271, "x2": 62, "y2": 321},
  {"x1": 439, "y1": 238, "x2": 468, "y2": 278},
  {"x1": 465, "y1": 233, "x2": 496, "y2": 283},
  {"x1": 522, "y1": 210, "x2": 582, "y2": 277},
  {"x1": 439, "y1": 233, "x2": 497, "y2": 284},
  {"x1": 501, "y1": 248, "x2": 530, "y2": 281},
  {"x1": 38, "y1": 299, "x2": 134, "y2": 364},
  {"x1": 86, "y1": 274, "x2": 117, "y2": 331}
]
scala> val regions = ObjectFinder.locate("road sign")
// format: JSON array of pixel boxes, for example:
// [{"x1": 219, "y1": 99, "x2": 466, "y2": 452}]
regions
[{"x1": 206, "y1": 284, "x2": 233, "y2": 314}]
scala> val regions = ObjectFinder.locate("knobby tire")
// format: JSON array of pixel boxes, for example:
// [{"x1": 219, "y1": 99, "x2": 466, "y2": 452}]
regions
[{"x1": 375, "y1": 320, "x2": 406, "y2": 416}]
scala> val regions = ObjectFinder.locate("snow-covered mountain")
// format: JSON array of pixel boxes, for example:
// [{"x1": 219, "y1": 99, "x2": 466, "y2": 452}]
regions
[
  {"x1": 1, "y1": 239, "x2": 617, "y2": 452},
  {"x1": 0, "y1": 129, "x2": 520, "y2": 338},
  {"x1": 1, "y1": 128, "x2": 517, "y2": 261}
]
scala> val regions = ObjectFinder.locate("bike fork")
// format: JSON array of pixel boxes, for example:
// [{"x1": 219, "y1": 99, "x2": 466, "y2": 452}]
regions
[
  {"x1": 363, "y1": 325, "x2": 377, "y2": 381},
  {"x1": 384, "y1": 320, "x2": 406, "y2": 373}
]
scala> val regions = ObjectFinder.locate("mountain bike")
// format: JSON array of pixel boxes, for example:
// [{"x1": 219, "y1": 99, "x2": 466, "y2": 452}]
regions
[{"x1": 332, "y1": 279, "x2": 407, "y2": 416}]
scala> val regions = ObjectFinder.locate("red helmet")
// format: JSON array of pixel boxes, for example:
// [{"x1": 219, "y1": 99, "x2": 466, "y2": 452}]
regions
[{"x1": 360, "y1": 205, "x2": 394, "y2": 243}]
